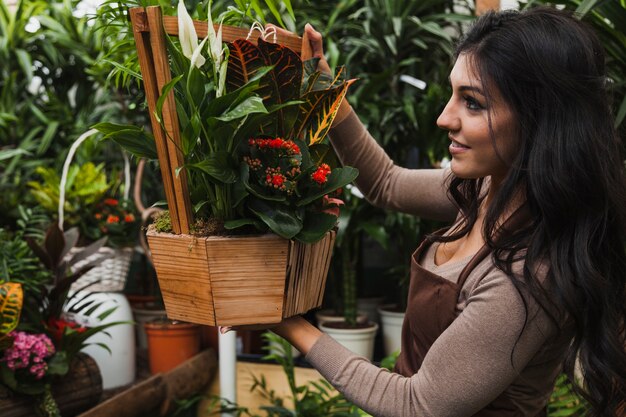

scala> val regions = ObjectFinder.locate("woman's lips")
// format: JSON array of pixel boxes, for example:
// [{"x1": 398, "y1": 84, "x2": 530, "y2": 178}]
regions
[{"x1": 449, "y1": 138, "x2": 470, "y2": 154}]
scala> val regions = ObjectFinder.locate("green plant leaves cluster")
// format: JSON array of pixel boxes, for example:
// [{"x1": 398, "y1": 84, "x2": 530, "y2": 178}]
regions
[{"x1": 100, "y1": 22, "x2": 357, "y2": 242}]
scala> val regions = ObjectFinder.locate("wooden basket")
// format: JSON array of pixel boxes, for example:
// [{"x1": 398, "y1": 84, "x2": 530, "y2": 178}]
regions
[
  {"x1": 147, "y1": 229, "x2": 335, "y2": 326},
  {"x1": 130, "y1": 7, "x2": 335, "y2": 326}
]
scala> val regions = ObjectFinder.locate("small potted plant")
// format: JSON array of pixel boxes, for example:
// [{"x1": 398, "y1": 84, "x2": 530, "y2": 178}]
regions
[
  {"x1": 27, "y1": 150, "x2": 140, "y2": 293},
  {"x1": 97, "y1": 2, "x2": 358, "y2": 327},
  {"x1": 0, "y1": 221, "x2": 126, "y2": 416}
]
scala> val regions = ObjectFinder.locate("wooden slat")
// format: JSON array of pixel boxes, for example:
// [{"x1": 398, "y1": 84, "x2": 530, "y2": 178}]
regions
[
  {"x1": 130, "y1": 10, "x2": 302, "y2": 53},
  {"x1": 147, "y1": 231, "x2": 216, "y2": 325},
  {"x1": 146, "y1": 6, "x2": 193, "y2": 234},
  {"x1": 206, "y1": 234, "x2": 288, "y2": 326},
  {"x1": 130, "y1": 8, "x2": 183, "y2": 234}
]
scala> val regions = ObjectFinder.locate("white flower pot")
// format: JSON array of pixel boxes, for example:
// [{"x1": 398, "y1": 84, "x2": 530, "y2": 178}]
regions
[
  {"x1": 378, "y1": 305, "x2": 405, "y2": 357},
  {"x1": 318, "y1": 321, "x2": 379, "y2": 360},
  {"x1": 65, "y1": 291, "x2": 136, "y2": 389},
  {"x1": 314, "y1": 309, "x2": 368, "y2": 327}
]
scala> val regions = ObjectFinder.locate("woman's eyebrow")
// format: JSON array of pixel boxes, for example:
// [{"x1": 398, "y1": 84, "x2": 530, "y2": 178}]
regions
[{"x1": 458, "y1": 85, "x2": 485, "y2": 96}]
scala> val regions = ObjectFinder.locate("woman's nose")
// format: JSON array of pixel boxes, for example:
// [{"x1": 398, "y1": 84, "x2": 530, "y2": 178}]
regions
[{"x1": 436, "y1": 98, "x2": 459, "y2": 132}]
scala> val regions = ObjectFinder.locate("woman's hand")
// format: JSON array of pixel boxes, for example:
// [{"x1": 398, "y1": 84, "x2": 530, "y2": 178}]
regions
[{"x1": 220, "y1": 316, "x2": 322, "y2": 356}]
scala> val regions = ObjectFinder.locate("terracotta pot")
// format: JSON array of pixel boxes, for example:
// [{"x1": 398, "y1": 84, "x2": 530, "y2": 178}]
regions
[{"x1": 144, "y1": 320, "x2": 201, "y2": 374}]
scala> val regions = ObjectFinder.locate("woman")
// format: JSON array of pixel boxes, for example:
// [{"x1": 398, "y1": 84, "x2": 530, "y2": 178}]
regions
[{"x1": 226, "y1": 7, "x2": 626, "y2": 416}]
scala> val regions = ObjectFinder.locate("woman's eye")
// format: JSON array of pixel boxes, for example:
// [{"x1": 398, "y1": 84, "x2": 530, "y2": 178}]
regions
[{"x1": 464, "y1": 96, "x2": 484, "y2": 111}]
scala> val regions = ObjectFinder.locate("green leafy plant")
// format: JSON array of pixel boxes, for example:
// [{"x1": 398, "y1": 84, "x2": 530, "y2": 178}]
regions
[
  {"x1": 547, "y1": 374, "x2": 588, "y2": 417},
  {"x1": 0, "y1": 222, "x2": 126, "y2": 416},
  {"x1": 204, "y1": 331, "x2": 368, "y2": 416},
  {"x1": 97, "y1": 2, "x2": 358, "y2": 242},
  {"x1": 27, "y1": 163, "x2": 111, "y2": 232}
]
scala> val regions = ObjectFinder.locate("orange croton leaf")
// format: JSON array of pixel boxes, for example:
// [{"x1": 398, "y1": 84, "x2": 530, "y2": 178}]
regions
[{"x1": 0, "y1": 282, "x2": 23, "y2": 338}]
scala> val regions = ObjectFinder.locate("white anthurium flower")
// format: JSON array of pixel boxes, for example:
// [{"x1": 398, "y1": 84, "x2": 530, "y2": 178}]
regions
[
  {"x1": 217, "y1": 58, "x2": 228, "y2": 97},
  {"x1": 207, "y1": 1, "x2": 225, "y2": 67},
  {"x1": 190, "y1": 37, "x2": 208, "y2": 69},
  {"x1": 178, "y1": 0, "x2": 201, "y2": 61}
]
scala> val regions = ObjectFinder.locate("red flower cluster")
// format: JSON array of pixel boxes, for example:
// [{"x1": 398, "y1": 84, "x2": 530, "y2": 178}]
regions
[
  {"x1": 311, "y1": 163, "x2": 331, "y2": 185},
  {"x1": 46, "y1": 317, "x2": 88, "y2": 345},
  {"x1": 248, "y1": 138, "x2": 300, "y2": 155}
]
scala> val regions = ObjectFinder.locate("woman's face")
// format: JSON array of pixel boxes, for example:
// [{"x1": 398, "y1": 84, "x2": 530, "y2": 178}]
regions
[{"x1": 437, "y1": 54, "x2": 517, "y2": 185}]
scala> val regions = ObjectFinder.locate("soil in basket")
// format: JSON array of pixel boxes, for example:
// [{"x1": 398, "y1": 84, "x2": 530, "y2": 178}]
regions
[{"x1": 322, "y1": 321, "x2": 376, "y2": 330}]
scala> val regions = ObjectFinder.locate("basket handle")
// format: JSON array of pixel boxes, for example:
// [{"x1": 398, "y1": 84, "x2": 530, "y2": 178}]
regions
[{"x1": 58, "y1": 129, "x2": 131, "y2": 230}]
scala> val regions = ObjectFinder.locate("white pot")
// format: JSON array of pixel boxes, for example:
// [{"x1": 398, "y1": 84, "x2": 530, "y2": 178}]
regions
[
  {"x1": 378, "y1": 305, "x2": 405, "y2": 357},
  {"x1": 315, "y1": 309, "x2": 368, "y2": 327},
  {"x1": 318, "y1": 321, "x2": 379, "y2": 360},
  {"x1": 65, "y1": 291, "x2": 136, "y2": 389}
]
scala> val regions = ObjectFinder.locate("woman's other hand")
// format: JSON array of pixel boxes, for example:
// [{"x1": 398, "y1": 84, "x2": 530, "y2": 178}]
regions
[{"x1": 220, "y1": 316, "x2": 322, "y2": 356}]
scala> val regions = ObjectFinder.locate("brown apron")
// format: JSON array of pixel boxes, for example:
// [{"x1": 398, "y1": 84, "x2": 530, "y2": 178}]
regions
[{"x1": 394, "y1": 230, "x2": 546, "y2": 417}]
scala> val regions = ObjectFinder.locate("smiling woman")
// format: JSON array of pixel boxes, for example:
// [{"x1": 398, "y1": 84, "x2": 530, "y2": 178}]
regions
[
  {"x1": 258, "y1": 7, "x2": 626, "y2": 417},
  {"x1": 437, "y1": 53, "x2": 517, "y2": 187}
]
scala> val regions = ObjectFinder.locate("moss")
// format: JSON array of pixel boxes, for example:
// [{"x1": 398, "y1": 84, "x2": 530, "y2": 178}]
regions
[
  {"x1": 152, "y1": 211, "x2": 172, "y2": 233},
  {"x1": 151, "y1": 210, "x2": 259, "y2": 236}
]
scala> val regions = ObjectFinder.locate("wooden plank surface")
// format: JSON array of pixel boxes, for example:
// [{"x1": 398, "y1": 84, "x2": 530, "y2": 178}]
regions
[
  {"x1": 130, "y1": 8, "x2": 183, "y2": 234},
  {"x1": 206, "y1": 235, "x2": 288, "y2": 326},
  {"x1": 146, "y1": 6, "x2": 193, "y2": 234},
  {"x1": 129, "y1": 9, "x2": 302, "y2": 53},
  {"x1": 147, "y1": 231, "x2": 216, "y2": 325}
]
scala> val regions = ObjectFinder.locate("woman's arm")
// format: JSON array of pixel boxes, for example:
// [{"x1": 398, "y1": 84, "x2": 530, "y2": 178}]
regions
[
  {"x1": 303, "y1": 24, "x2": 457, "y2": 221},
  {"x1": 330, "y1": 111, "x2": 457, "y2": 221},
  {"x1": 275, "y1": 270, "x2": 563, "y2": 417}
]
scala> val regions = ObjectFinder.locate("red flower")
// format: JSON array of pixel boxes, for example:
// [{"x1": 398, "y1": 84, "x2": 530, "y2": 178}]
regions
[
  {"x1": 124, "y1": 214, "x2": 135, "y2": 223},
  {"x1": 47, "y1": 317, "x2": 88, "y2": 344},
  {"x1": 106, "y1": 214, "x2": 120, "y2": 224},
  {"x1": 95, "y1": 213, "x2": 102, "y2": 220},
  {"x1": 104, "y1": 198, "x2": 118, "y2": 206},
  {"x1": 311, "y1": 164, "x2": 331, "y2": 185},
  {"x1": 270, "y1": 174, "x2": 285, "y2": 187},
  {"x1": 269, "y1": 138, "x2": 284, "y2": 148}
]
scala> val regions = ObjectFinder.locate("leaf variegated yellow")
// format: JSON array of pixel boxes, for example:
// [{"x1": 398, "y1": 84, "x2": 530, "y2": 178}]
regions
[{"x1": 0, "y1": 282, "x2": 23, "y2": 337}]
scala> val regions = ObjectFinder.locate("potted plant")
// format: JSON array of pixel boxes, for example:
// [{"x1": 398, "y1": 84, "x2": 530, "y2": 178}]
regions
[
  {"x1": 96, "y1": 2, "x2": 358, "y2": 327},
  {"x1": 27, "y1": 142, "x2": 141, "y2": 293},
  {"x1": 0, "y1": 217, "x2": 126, "y2": 416},
  {"x1": 317, "y1": 186, "x2": 386, "y2": 360}
]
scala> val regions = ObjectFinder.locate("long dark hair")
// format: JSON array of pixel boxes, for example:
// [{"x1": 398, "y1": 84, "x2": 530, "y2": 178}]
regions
[{"x1": 437, "y1": 7, "x2": 626, "y2": 416}]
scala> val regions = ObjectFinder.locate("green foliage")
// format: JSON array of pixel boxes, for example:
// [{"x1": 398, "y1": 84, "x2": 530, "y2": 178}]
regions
[
  {"x1": 547, "y1": 374, "x2": 588, "y2": 416},
  {"x1": 0, "y1": 0, "x2": 146, "y2": 227},
  {"x1": 99, "y1": 6, "x2": 357, "y2": 242},
  {"x1": 28, "y1": 163, "x2": 111, "y2": 228},
  {"x1": 204, "y1": 332, "x2": 368, "y2": 416}
]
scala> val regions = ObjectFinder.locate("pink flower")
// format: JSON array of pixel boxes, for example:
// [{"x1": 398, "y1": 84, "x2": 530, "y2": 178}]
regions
[{"x1": 1, "y1": 332, "x2": 55, "y2": 379}]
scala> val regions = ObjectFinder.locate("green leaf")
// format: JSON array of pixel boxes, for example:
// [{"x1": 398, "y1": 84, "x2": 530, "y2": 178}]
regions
[
  {"x1": 224, "y1": 218, "x2": 256, "y2": 229},
  {"x1": 214, "y1": 96, "x2": 268, "y2": 122},
  {"x1": 249, "y1": 199, "x2": 302, "y2": 239},
  {"x1": 47, "y1": 351, "x2": 70, "y2": 376},
  {"x1": 297, "y1": 167, "x2": 359, "y2": 207},
  {"x1": 295, "y1": 211, "x2": 338, "y2": 243},
  {"x1": 155, "y1": 74, "x2": 184, "y2": 123},
  {"x1": 92, "y1": 123, "x2": 158, "y2": 160},
  {"x1": 185, "y1": 153, "x2": 238, "y2": 183}
]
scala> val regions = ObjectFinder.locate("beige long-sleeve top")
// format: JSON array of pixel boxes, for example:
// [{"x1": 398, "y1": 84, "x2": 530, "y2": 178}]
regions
[{"x1": 304, "y1": 111, "x2": 572, "y2": 417}]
